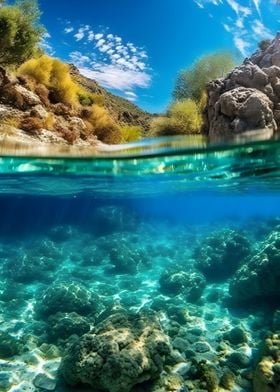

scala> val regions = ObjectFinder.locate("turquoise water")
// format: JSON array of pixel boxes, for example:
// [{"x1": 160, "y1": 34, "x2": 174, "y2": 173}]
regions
[{"x1": 1, "y1": 136, "x2": 280, "y2": 392}]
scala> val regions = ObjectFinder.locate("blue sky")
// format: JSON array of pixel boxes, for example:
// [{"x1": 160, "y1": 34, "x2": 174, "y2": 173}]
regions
[{"x1": 38, "y1": 0, "x2": 280, "y2": 113}]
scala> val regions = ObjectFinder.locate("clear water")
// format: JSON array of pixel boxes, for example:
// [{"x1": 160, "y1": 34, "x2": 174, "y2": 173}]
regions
[{"x1": 1, "y1": 136, "x2": 280, "y2": 392}]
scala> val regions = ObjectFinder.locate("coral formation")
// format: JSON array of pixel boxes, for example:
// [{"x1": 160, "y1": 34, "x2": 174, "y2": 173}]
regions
[
  {"x1": 36, "y1": 282, "x2": 99, "y2": 317},
  {"x1": 60, "y1": 312, "x2": 171, "y2": 392},
  {"x1": 159, "y1": 268, "x2": 206, "y2": 302},
  {"x1": 229, "y1": 231, "x2": 280, "y2": 305},
  {"x1": 193, "y1": 229, "x2": 250, "y2": 281}
]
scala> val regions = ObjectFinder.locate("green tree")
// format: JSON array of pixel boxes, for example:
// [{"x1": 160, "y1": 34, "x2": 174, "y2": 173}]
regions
[
  {"x1": 0, "y1": 0, "x2": 45, "y2": 67},
  {"x1": 173, "y1": 52, "x2": 235, "y2": 102}
]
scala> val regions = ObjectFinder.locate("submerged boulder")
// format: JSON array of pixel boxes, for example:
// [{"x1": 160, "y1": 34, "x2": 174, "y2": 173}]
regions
[
  {"x1": 193, "y1": 229, "x2": 250, "y2": 282},
  {"x1": 229, "y1": 231, "x2": 280, "y2": 305},
  {"x1": 159, "y1": 269, "x2": 206, "y2": 303},
  {"x1": 36, "y1": 282, "x2": 99, "y2": 317},
  {"x1": 60, "y1": 312, "x2": 171, "y2": 392}
]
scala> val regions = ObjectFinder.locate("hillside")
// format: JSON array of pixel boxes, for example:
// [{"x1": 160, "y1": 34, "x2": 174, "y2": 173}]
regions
[
  {"x1": 70, "y1": 65, "x2": 152, "y2": 132},
  {"x1": 0, "y1": 60, "x2": 153, "y2": 149}
]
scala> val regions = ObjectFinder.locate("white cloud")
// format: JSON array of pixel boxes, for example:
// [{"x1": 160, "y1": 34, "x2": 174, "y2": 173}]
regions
[
  {"x1": 64, "y1": 27, "x2": 74, "y2": 34},
  {"x1": 95, "y1": 33, "x2": 103, "y2": 40},
  {"x1": 125, "y1": 91, "x2": 137, "y2": 98},
  {"x1": 226, "y1": 0, "x2": 251, "y2": 16},
  {"x1": 193, "y1": 0, "x2": 277, "y2": 57},
  {"x1": 223, "y1": 23, "x2": 231, "y2": 32},
  {"x1": 69, "y1": 51, "x2": 91, "y2": 67},
  {"x1": 88, "y1": 31, "x2": 95, "y2": 41},
  {"x1": 74, "y1": 29, "x2": 85, "y2": 41},
  {"x1": 252, "y1": 0, "x2": 261, "y2": 16},
  {"x1": 79, "y1": 64, "x2": 151, "y2": 91},
  {"x1": 62, "y1": 22, "x2": 151, "y2": 98},
  {"x1": 96, "y1": 39, "x2": 106, "y2": 47},
  {"x1": 234, "y1": 37, "x2": 250, "y2": 56},
  {"x1": 251, "y1": 19, "x2": 274, "y2": 39}
]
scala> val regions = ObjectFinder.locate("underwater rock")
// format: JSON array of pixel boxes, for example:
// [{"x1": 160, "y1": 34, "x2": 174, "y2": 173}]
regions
[
  {"x1": 229, "y1": 231, "x2": 280, "y2": 305},
  {"x1": 60, "y1": 312, "x2": 172, "y2": 392},
  {"x1": 33, "y1": 373, "x2": 57, "y2": 391},
  {"x1": 159, "y1": 269, "x2": 206, "y2": 303},
  {"x1": 223, "y1": 326, "x2": 248, "y2": 346},
  {"x1": 146, "y1": 373, "x2": 185, "y2": 392},
  {"x1": 253, "y1": 334, "x2": 280, "y2": 392},
  {"x1": 193, "y1": 229, "x2": 250, "y2": 282},
  {"x1": 192, "y1": 360, "x2": 219, "y2": 392},
  {"x1": 0, "y1": 372, "x2": 13, "y2": 391},
  {"x1": 273, "y1": 310, "x2": 280, "y2": 332},
  {"x1": 3, "y1": 240, "x2": 61, "y2": 283},
  {"x1": 0, "y1": 331, "x2": 23, "y2": 359},
  {"x1": 100, "y1": 232, "x2": 150, "y2": 274},
  {"x1": 47, "y1": 312, "x2": 91, "y2": 342},
  {"x1": 93, "y1": 206, "x2": 138, "y2": 235},
  {"x1": 36, "y1": 282, "x2": 99, "y2": 317}
]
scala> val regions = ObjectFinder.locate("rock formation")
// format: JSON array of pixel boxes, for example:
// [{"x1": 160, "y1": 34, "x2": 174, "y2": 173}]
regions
[{"x1": 205, "y1": 33, "x2": 280, "y2": 138}]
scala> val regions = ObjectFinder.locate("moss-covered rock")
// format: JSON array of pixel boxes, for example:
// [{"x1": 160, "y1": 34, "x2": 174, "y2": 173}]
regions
[
  {"x1": 47, "y1": 312, "x2": 91, "y2": 342},
  {"x1": 159, "y1": 269, "x2": 206, "y2": 303},
  {"x1": 193, "y1": 229, "x2": 250, "y2": 282},
  {"x1": 229, "y1": 231, "x2": 280, "y2": 305},
  {"x1": 60, "y1": 312, "x2": 171, "y2": 392},
  {"x1": 0, "y1": 331, "x2": 23, "y2": 359},
  {"x1": 36, "y1": 282, "x2": 99, "y2": 318},
  {"x1": 253, "y1": 334, "x2": 280, "y2": 392}
]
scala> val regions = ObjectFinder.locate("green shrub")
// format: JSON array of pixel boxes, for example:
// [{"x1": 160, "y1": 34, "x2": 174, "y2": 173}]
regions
[
  {"x1": 151, "y1": 99, "x2": 202, "y2": 136},
  {"x1": 0, "y1": 0, "x2": 44, "y2": 67},
  {"x1": 88, "y1": 105, "x2": 122, "y2": 144},
  {"x1": 173, "y1": 52, "x2": 235, "y2": 102},
  {"x1": 120, "y1": 125, "x2": 143, "y2": 143}
]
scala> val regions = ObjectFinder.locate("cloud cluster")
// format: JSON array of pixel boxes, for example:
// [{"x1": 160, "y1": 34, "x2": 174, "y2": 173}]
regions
[
  {"x1": 63, "y1": 23, "x2": 151, "y2": 100},
  {"x1": 194, "y1": 0, "x2": 275, "y2": 57}
]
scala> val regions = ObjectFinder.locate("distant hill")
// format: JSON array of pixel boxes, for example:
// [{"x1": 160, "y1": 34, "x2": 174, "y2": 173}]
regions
[{"x1": 69, "y1": 65, "x2": 152, "y2": 132}]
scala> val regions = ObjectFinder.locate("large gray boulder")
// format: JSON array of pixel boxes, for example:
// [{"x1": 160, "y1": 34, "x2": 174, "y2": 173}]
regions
[{"x1": 205, "y1": 33, "x2": 280, "y2": 138}]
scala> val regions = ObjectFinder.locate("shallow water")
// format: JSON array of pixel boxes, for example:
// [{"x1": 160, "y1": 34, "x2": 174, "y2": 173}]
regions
[{"x1": 1, "y1": 136, "x2": 280, "y2": 392}]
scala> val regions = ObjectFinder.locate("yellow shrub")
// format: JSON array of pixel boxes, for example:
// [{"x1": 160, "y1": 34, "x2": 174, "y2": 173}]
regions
[
  {"x1": 120, "y1": 125, "x2": 143, "y2": 143},
  {"x1": 88, "y1": 105, "x2": 122, "y2": 144},
  {"x1": 150, "y1": 116, "x2": 182, "y2": 137},
  {"x1": 49, "y1": 59, "x2": 79, "y2": 106},
  {"x1": 77, "y1": 88, "x2": 105, "y2": 107},
  {"x1": 2, "y1": 117, "x2": 20, "y2": 128},
  {"x1": 168, "y1": 99, "x2": 202, "y2": 134},
  {"x1": 44, "y1": 113, "x2": 55, "y2": 130},
  {"x1": 150, "y1": 99, "x2": 203, "y2": 137},
  {"x1": 18, "y1": 55, "x2": 53, "y2": 86},
  {"x1": 18, "y1": 55, "x2": 81, "y2": 107}
]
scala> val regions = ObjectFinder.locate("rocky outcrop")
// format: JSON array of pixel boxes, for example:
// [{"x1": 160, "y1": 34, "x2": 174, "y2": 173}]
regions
[{"x1": 205, "y1": 33, "x2": 280, "y2": 138}]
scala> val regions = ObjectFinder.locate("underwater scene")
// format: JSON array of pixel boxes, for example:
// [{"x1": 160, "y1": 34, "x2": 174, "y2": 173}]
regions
[{"x1": 0, "y1": 139, "x2": 279, "y2": 392}]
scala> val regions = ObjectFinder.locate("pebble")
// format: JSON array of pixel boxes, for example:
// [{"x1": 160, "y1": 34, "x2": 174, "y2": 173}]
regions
[
  {"x1": 172, "y1": 362, "x2": 191, "y2": 377},
  {"x1": 173, "y1": 337, "x2": 189, "y2": 352},
  {"x1": 0, "y1": 371, "x2": 12, "y2": 390},
  {"x1": 225, "y1": 326, "x2": 248, "y2": 345},
  {"x1": 33, "y1": 373, "x2": 57, "y2": 391},
  {"x1": 192, "y1": 341, "x2": 212, "y2": 353}
]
